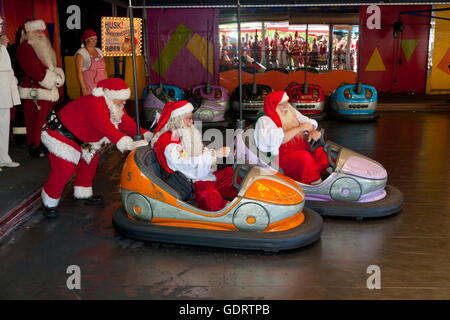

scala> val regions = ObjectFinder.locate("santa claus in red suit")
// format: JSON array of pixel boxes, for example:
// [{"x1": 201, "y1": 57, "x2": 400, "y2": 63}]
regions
[
  {"x1": 254, "y1": 91, "x2": 329, "y2": 184},
  {"x1": 15, "y1": 19, "x2": 65, "y2": 158},
  {"x1": 151, "y1": 100, "x2": 238, "y2": 212},
  {"x1": 40, "y1": 78, "x2": 152, "y2": 218}
]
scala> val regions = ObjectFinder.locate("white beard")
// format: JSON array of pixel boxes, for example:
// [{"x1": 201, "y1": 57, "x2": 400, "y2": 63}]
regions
[
  {"x1": 278, "y1": 104, "x2": 300, "y2": 131},
  {"x1": 26, "y1": 32, "x2": 57, "y2": 70},
  {"x1": 175, "y1": 124, "x2": 204, "y2": 157},
  {"x1": 104, "y1": 95, "x2": 124, "y2": 127}
]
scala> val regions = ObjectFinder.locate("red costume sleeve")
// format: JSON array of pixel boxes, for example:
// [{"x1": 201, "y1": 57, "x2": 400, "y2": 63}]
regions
[
  {"x1": 118, "y1": 112, "x2": 148, "y2": 137},
  {"x1": 16, "y1": 41, "x2": 47, "y2": 83},
  {"x1": 154, "y1": 131, "x2": 179, "y2": 173},
  {"x1": 86, "y1": 102, "x2": 128, "y2": 145}
]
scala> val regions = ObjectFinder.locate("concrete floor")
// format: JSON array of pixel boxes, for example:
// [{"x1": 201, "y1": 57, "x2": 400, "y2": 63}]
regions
[{"x1": 0, "y1": 111, "x2": 449, "y2": 299}]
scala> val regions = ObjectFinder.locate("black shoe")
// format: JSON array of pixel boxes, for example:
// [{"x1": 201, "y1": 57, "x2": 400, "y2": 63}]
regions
[
  {"x1": 38, "y1": 143, "x2": 49, "y2": 154},
  {"x1": 29, "y1": 144, "x2": 40, "y2": 158},
  {"x1": 74, "y1": 195, "x2": 104, "y2": 206},
  {"x1": 43, "y1": 206, "x2": 59, "y2": 218}
]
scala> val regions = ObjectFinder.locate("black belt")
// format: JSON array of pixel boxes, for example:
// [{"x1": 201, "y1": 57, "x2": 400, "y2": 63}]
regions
[{"x1": 44, "y1": 109, "x2": 84, "y2": 147}]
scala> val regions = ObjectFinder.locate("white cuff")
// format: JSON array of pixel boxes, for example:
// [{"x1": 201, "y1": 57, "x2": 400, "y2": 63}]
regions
[
  {"x1": 38, "y1": 69, "x2": 57, "y2": 89},
  {"x1": 144, "y1": 131, "x2": 153, "y2": 142},
  {"x1": 41, "y1": 189, "x2": 60, "y2": 208},
  {"x1": 74, "y1": 186, "x2": 93, "y2": 199},
  {"x1": 116, "y1": 136, "x2": 133, "y2": 153}
]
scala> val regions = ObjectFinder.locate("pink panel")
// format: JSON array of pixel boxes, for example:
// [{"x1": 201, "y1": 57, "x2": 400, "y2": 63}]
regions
[{"x1": 147, "y1": 8, "x2": 219, "y2": 91}]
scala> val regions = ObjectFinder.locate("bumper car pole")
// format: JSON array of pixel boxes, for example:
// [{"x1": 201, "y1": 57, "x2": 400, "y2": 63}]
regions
[
  {"x1": 205, "y1": 19, "x2": 211, "y2": 95},
  {"x1": 236, "y1": 0, "x2": 245, "y2": 130},
  {"x1": 356, "y1": 20, "x2": 362, "y2": 95},
  {"x1": 128, "y1": 0, "x2": 143, "y2": 140},
  {"x1": 303, "y1": 24, "x2": 309, "y2": 95},
  {"x1": 141, "y1": 3, "x2": 152, "y2": 93}
]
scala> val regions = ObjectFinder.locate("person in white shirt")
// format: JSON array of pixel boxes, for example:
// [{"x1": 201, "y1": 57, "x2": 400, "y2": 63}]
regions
[
  {"x1": 253, "y1": 91, "x2": 329, "y2": 184},
  {"x1": 0, "y1": 30, "x2": 21, "y2": 171},
  {"x1": 151, "y1": 100, "x2": 238, "y2": 211}
]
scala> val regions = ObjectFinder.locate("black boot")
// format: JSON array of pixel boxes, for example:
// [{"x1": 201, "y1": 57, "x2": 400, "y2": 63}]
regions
[
  {"x1": 29, "y1": 143, "x2": 45, "y2": 158},
  {"x1": 29, "y1": 143, "x2": 40, "y2": 158},
  {"x1": 38, "y1": 143, "x2": 49, "y2": 154},
  {"x1": 43, "y1": 206, "x2": 59, "y2": 219},
  {"x1": 74, "y1": 195, "x2": 104, "y2": 206}
]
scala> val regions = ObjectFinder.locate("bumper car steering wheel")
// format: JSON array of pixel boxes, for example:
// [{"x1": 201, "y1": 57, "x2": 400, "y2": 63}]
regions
[{"x1": 307, "y1": 129, "x2": 338, "y2": 169}]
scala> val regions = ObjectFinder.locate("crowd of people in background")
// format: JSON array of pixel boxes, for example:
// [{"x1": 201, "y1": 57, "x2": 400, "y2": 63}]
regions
[{"x1": 220, "y1": 31, "x2": 357, "y2": 72}]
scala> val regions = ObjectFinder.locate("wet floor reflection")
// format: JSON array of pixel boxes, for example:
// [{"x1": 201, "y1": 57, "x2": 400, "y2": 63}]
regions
[{"x1": 0, "y1": 111, "x2": 449, "y2": 299}]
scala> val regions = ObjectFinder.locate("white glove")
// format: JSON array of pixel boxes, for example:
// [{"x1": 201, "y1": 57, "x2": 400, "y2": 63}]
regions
[
  {"x1": 127, "y1": 139, "x2": 148, "y2": 151},
  {"x1": 55, "y1": 67, "x2": 65, "y2": 87},
  {"x1": 144, "y1": 131, "x2": 153, "y2": 142}
]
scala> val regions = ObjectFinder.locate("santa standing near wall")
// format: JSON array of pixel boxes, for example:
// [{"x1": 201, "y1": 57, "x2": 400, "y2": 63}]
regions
[
  {"x1": 15, "y1": 19, "x2": 65, "y2": 158},
  {"x1": 40, "y1": 78, "x2": 152, "y2": 218}
]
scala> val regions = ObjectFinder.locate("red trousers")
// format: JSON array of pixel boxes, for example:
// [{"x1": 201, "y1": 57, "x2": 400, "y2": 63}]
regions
[
  {"x1": 42, "y1": 152, "x2": 99, "y2": 205},
  {"x1": 193, "y1": 166, "x2": 238, "y2": 212},
  {"x1": 279, "y1": 136, "x2": 329, "y2": 184},
  {"x1": 23, "y1": 99, "x2": 54, "y2": 147}
]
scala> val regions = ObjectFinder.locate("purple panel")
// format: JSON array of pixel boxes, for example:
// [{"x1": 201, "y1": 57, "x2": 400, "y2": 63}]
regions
[
  {"x1": 192, "y1": 84, "x2": 230, "y2": 103},
  {"x1": 340, "y1": 156, "x2": 387, "y2": 180},
  {"x1": 147, "y1": 8, "x2": 219, "y2": 91}
]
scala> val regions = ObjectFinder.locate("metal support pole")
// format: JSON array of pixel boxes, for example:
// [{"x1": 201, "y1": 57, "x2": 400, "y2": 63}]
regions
[
  {"x1": 303, "y1": 24, "x2": 309, "y2": 94},
  {"x1": 129, "y1": 0, "x2": 143, "y2": 140},
  {"x1": 328, "y1": 25, "x2": 333, "y2": 71},
  {"x1": 236, "y1": 0, "x2": 245, "y2": 130},
  {"x1": 356, "y1": 22, "x2": 362, "y2": 94},
  {"x1": 261, "y1": 22, "x2": 266, "y2": 65}
]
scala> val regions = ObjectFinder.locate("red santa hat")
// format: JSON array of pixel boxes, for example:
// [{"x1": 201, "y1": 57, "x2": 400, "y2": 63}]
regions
[
  {"x1": 92, "y1": 78, "x2": 130, "y2": 100},
  {"x1": 81, "y1": 29, "x2": 97, "y2": 45},
  {"x1": 153, "y1": 100, "x2": 194, "y2": 136},
  {"x1": 263, "y1": 90, "x2": 289, "y2": 128},
  {"x1": 24, "y1": 19, "x2": 46, "y2": 33}
]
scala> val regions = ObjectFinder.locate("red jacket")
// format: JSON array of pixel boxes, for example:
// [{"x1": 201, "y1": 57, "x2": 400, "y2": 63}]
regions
[
  {"x1": 60, "y1": 95, "x2": 146, "y2": 145},
  {"x1": 41, "y1": 95, "x2": 149, "y2": 164},
  {"x1": 16, "y1": 40, "x2": 64, "y2": 102}
]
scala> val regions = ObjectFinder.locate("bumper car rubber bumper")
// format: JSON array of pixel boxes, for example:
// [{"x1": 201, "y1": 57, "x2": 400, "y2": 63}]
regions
[
  {"x1": 113, "y1": 207, "x2": 323, "y2": 252},
  {"x1": 329, "y1": 109, "x2": 379, "y2": 122},
  {"x1": 305, "y1": 185, "x2": 403, "y2": 219}
]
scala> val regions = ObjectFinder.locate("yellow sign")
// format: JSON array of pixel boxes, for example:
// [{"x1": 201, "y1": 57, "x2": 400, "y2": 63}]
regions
[{"x1": 101, "y1": 16, "x2": 142, "y2": 57}]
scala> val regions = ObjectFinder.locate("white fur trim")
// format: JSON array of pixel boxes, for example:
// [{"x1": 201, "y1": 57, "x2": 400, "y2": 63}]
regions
[
  {"x1": 144, "y1": 131, "x2": 153, "y2": 142},
  {"x1": 92, "y1": 87, "x2": 104, "y2": 97},
  {"x1": 171, "y1": 103, "x2": 194, "y2": 118},
  {"x1": 281, "y1": 92, "x2": 289, "y2": 103},
  {"x1": 116, "y1": 136, "x2": 133, "y2": 153},
  {"x1": 80, "y1": 137, "x2": 111, "y2": 164},
  {"x1": 41, "y1": 130, "x2": 80, "y2": 164},
  {"x1": 104, "y1": 88, "x2": 130, "y2": 100},
  {"x1": 13, "y1": 127, "x2": 27, "y2": 134},
  {"x1": 41, "y1": 188, "x2": 60, "y2": 208},
  {"x1": 24, "y1": 20, "x2": 46, "y2": 33},
  {"x1": 18, "y1": 86, "x2": 59, "y2": 102},
  {"x1": 74, "y1": 186, "x2": 93, "y2": 199},
  {"x1": 38, "y1": 69, "x2": 57, "y2": 90}
]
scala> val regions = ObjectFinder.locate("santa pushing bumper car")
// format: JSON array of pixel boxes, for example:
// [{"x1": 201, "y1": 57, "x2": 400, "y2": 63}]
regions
[{"x1": 40, "y1": 78, "x2": 152, "y2": 218}]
